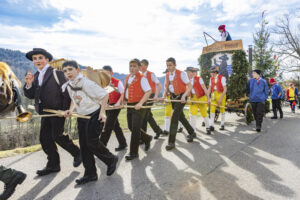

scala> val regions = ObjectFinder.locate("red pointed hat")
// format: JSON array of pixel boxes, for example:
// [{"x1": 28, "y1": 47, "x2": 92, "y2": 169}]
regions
[{"x1": 269, "y1": 78, "x2": 276, "y2": 84}]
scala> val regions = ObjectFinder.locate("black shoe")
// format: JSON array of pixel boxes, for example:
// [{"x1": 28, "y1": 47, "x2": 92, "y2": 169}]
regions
[
  {"x1": 125, "y1": 154, "x2": 139, "y2": 161},
  {"x1": 256, "y1": 126, "x2": 261, "y2": 132},
  {"x1": 36, "y1": 166, "x2": 60, "y2": 176},
  {"x1": 165, "y1": 143, "x2": 175, "y2": 151},
  {"x1": 210, "y1": 126, "x2": 215, "y2": 131},
  {"x1": 154, "y1": 130, "x2": 163, "y2": 139},
  {"x1": 144, "y1": 136, "x2": 153, "y2": 151},
  {"x1": 178, "y1": 127, "x2": 183, "y2": 133},
  {"x1": 219, "y1": 125, "x2": 225, "y2": 130},
  {"x1": 107, "y1": 156, "x2": 118, "y2": 176},
  {"x1": 202, "y1": 122, "x2": 205, "y2": 127},
  {"x1": 280, "y1": 115, "x2": 283, "y2": 119},
  {"x1": 115, "y1": 144, "x2": 127, "y2": 151},
  {"x1": 186, "y1": 134, "x2": 194, "y2": 143},
  {"x1": 73, "y1": 153, "x2": 82, "y2": 168},
  {"x1": 75, "y1": 175, "x2": 98, "y2": 185},
  {"x1": 0, "y1": 171, "x2": 26, "y2": 200},
  {"x1": 162, "y1": 130, "x2": 169, "y2": 136},
  {"x1": 271, "y1": 116, "x2": 278, "y2": 119},
  {"x1": 206, "y1": 128, "x2": 211, "y2": 135}
]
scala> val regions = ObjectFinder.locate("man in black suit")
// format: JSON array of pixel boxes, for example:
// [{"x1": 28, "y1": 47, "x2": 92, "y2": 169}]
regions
[{"x1": 24, "y1": 48, "x2": 81, "y2": 176}]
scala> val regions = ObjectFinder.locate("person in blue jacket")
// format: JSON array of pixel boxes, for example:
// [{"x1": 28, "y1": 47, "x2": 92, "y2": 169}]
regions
[
  {"x1": 269, "y1": 78, "x2": 283, "y2": 119},
  {"x1": 247, "y1": 70, "x2": 269, "y2": 132}
]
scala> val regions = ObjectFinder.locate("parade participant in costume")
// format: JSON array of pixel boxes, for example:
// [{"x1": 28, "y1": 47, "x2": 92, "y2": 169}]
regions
[
  {"x1": 269, "y1": 78, "x2": 283, "y2": 119},
  {"x1": 162, "y1": 57, "x2": 195, "y2": 151},
  {"x1": 247, "y1": 69, "x2": 269, "y2": 132},
  {"x1": 0, "y1": 166, "x2": 26, "y2": 200},
  {"x1": 62, "y1": 61, "x2": 118, "y2": 185},
  {"x1": 287, "y1": 83, "x2": 298, "y2": 113},
  {"x1": 139, "y1": 59, "x2": 164, "y2": 139},
  {"x1": 218, "y1": 25, "x2": 232, "y2": 41},
  {"x1": 116, "y1": 59, "x2": 152, "y2": 160},
  {"x1": 24, "y1": 48, "x2": 81, "y2": 176},
  {"x1": 185, "y1": 67, "x2": 211, "y2": 135},
  {"x1": 100, "y1": 65, "x2": 127, "y2": 151},
  {"x1": 208, "y1": 66, "x2": 227, "y2": 131},
  {"x1": 193, "y1": 67, "x2": 206, "y2": 127}
]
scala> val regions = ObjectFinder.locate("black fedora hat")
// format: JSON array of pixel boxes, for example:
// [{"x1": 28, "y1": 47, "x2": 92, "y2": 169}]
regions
[{"x1": 26, "y1": 48, "x2": 53, "y2": 61}]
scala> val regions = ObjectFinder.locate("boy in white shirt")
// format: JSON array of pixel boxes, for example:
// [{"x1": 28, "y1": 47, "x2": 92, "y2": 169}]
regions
[{"x1": 62, "y1": 60, "x2": 118, "y2": 185}]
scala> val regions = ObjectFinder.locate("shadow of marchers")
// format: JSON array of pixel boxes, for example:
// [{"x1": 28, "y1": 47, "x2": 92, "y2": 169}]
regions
[{"x1": 36, "y1": 171, "x2": 80, "y2": 200}]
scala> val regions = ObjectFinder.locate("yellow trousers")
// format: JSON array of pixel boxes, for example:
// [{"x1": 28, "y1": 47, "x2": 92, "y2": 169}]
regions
[
  {"x1": 165, "y1": 96, "x2": 172, "y2": 117},
  {"x1": 189, "y1": 95, "x2": 208, "y2": 117},
  {"x1": 210, "y1": 91, "x2": 226, "y2": 113}
]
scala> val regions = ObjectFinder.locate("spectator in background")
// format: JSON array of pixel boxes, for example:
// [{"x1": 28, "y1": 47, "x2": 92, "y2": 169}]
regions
[
  {"x1": 269, "y1": 78, "x2": 283, "y2": 119},
  {"x1": 247, "y1": 70, "x2": 269, "y2": 132},
  {"x1": 287, "y1": 83, "x2": 299, "y2": 113}
]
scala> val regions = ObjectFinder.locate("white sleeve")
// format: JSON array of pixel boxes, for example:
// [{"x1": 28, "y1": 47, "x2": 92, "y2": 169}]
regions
[
  {"x1": 84, "y1": 79, "x2": 108, "y2": 102},
  {"x1": 221, "y1": 77, "x2": 226, "y2": 86},
  {"x1": 181, "y1": 72, "x2": 190, "y2": 84},
  {"x1": 117, "y1": 81, "x2": 124, "y2": 94},
  {"x1": 141, "y1": 77, "x2": 151, "y2": 92},
  {"x1": 199, "y1": 78, "x2": 204, "y2": 85},
  {"x1": 151, "y1": 73, "x2": 160, "y2": 84},
  {"x1": 209, "y1": 79, "x2": 212, "y2": 86}
]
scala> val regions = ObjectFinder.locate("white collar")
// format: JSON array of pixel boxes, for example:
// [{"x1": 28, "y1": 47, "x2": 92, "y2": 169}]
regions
[{"x1": 37, "y1": 64, "x2": 50, "y2": 73}]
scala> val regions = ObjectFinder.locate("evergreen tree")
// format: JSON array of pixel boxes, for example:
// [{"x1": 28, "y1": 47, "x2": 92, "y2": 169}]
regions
[{"x1": 253, "y1": 13, "x2": 275, "y2": 79}]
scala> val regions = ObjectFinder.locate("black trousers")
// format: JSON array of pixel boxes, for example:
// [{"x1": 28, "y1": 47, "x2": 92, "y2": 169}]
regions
[
  {"x1": 272, "y1": 99, "x2": 283, "y2": 118},
  {"x1": 100, "y1": 108, "x2": 127, "y2": 147},
  {"x1": 168, "y1": 93, "x2": 194, "y2": 144},
  {"x1": 40, "y1": 117, "x2": 80, "y2": 168},
  {"x1": 77, "y1": 109, "x2": 115, "y2": 176},
  {"x1": 251, "y1": 102, "x2": 265, "y2": 128},
  {"x1": 141, "y1": 94, "x2": 163, "y2": 135},
  {"x1": 127, "y1": 104, "x2": 151, "y2": 155}
]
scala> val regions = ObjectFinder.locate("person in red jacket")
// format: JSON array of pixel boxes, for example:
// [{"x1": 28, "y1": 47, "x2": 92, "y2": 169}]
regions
[
  {"x1": 100, "y1": 65, "x2": 127, "y2": 151},
  {"x1": 116, "y1": 59, "x2": 152, "y2": 160}
]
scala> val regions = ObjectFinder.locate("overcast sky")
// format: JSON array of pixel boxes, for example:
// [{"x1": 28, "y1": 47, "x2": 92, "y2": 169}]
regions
[{"x1": 0, "y1": 0, "x2": 299, "y2": 76}]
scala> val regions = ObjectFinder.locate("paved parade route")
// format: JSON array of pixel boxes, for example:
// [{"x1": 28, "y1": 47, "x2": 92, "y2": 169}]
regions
[{"x1": 1, "y1": 107, "x2": 300, "y2": 200}]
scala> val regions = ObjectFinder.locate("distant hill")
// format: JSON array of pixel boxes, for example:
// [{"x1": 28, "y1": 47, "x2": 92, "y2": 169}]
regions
[{"x1": 0, "y1": 48, "x2": 165, "y2": 94}]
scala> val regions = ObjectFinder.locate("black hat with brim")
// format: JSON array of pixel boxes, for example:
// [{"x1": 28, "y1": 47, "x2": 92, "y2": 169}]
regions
[
  {"x1": 26, "y1": 48, "x2": 53, "y2": 61},
  {"x1": 185, "y1": 66, "x2": 196, "y2": 72}
]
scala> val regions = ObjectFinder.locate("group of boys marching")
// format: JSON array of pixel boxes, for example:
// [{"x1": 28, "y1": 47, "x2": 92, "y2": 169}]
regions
[{"x1": 20, "y1": 48, "x2": 227, "y2": 186}]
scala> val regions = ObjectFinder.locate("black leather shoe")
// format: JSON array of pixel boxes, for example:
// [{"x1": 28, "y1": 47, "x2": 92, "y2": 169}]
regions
[
  {"x1": 154, "y1": 130, "x2": 163, "y2": 139},
  {"x1": 36, "y1": 166, "x2": 60, "y2": 176},
  {"x1": 144, "y1": 136, "x2": 153, "y2": 151},
  {"x1": 125, "y1": 154, "x2": 138, "y2": 161},
  {"x1": 219, "y1": 125, "x2": 225, "y2": 130},
  {"x1": 256, "y1": 126, "x2": 261, "y2": 132},
  {"x1": 271, "y1": 116, "x2": 278, "y2": 119},
  {"x1": 165, "y1": 143, "x2": 175, "y2": 150},
  {"x1": 107, "y1": 156, "x2": 118, "y2": 176},
  {"x1": 75, "y1": 175, "x2": 98, "y2": 185},
  {"x1": 73, "y1": 153, "x2": 82, "y2": 167},
  {"x1": 202, "y1": 122, "x2": 205, "y2": 127},
  {"x1": 0, "y1": 171, "x2": 26, "y2": 200},
  {"x1": 206, "y1": 128, "x2": 211, "y2": 135},
  {"x1": 162, "y1": 130, "x2": 169, "y2": 135},
  {"x1": 186, "y1": 135, "x2": 194, "y2": 143},
  {"x1": 115, "y1": 144, "x2": 127, "y2": 151},
  {"x1": 210, "y1": 126, "x2": 215, "y2": 131},
  {"x1": 177, "y1": 127, "x2": 183, "y2": 133}
]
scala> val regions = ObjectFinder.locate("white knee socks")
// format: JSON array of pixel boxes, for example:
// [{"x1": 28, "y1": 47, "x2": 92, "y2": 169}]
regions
[
  {"x1": 221, "y1": 113, "x2": 225, "y2": 126},
  {"x1": 165, "y1": 117, "x2": 170, "y2": 132},
  {"x1": 210, "y1": 113, "x2": 215, "y2": 127}
]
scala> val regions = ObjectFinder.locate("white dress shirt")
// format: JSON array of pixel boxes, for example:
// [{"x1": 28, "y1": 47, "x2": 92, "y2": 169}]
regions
[
  {"x1": 125, "y1": 75, "x2": 151, "y2": 99},
  {"x1": 191, "y1": 77, "x2": 204, "y2": 94},
  {"x1": 111, "y1": 79, "x2": 124, "y2": 94},
  {"x1": 63, "y1": 75, "x2": 108, "y2": 115},
  {"x1": 37, "y1": 64, "x2": 50, "y2": 86},
  {"x1": 164, "y1": 71, "x2": 189, "y2": 93}
]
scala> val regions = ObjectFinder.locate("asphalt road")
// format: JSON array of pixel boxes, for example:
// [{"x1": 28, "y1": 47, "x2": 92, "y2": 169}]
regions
[{"x1": 1, "y1": 107, "x2": 300, "y2": 200}]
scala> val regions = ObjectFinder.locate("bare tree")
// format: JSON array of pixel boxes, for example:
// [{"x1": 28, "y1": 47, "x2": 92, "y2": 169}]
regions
[{"x1": 272, "y1": 13, "x2": 300, "y2": 72}]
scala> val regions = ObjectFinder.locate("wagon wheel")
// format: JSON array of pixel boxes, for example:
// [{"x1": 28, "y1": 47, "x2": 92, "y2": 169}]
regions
[
  {"x1": 214, "y1": 108, "x2": 220, "y2": 122},
  {"x1": 244, "y1": 103, "x2": 254, "y2": 125}
]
